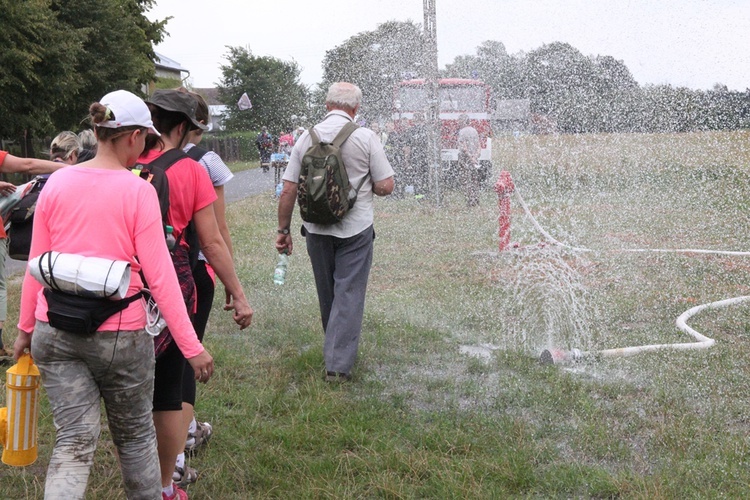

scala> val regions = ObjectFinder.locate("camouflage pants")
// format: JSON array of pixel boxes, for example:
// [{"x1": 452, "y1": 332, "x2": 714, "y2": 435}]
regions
[{"x1": 31, "y1": 321, "x2": 161, "y2": 500}]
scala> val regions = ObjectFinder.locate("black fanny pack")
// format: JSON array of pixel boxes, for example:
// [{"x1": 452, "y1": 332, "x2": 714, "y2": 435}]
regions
[
  {"x1": 44, "y1": 289, "x2": 143, "y2": 335},
  {"x1": 37, "y1": 250, "x2": 142, "y2": 335}
]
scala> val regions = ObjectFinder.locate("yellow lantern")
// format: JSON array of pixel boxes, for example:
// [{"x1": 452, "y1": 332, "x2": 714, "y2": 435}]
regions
[{"x1": 1, "y1": 354, "x2": 40, "y2": 466}]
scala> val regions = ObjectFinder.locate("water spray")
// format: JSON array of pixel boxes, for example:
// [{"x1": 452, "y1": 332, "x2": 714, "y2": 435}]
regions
[
  {"x1": 513, "y1": 188, "x2": 750, "y2": 258},
  {"x1": 503, "y1": 185, "x2": 750, "y2": 364}
]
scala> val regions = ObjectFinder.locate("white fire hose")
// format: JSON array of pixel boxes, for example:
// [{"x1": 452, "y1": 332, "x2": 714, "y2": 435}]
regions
[{"x1": 511, "y1": 189, "x2": 750, "y2": 364}]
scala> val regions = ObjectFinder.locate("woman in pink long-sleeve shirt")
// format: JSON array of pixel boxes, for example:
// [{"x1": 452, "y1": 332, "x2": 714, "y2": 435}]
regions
[{"x1": 13, "y1": 90, "x2": 212, "y2": 499}]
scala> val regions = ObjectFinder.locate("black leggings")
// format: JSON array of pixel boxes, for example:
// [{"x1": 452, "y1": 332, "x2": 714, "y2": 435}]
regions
[
  {"x1": 153, "y1": 247, "x2": 194, "y2": 412},
  {"x1": 153, "y1": 340, "x2": 186, "y2": 411},
  {"x1": 181, "y1": 260, "x2": 215, "y2": 406}
]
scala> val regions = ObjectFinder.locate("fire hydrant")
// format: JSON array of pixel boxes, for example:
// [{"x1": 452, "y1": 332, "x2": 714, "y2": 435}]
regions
[
  {"x1": 0, "y1": 354, "x2": 40, "y2": 466},
  {"x1": 494, "y1": 170, "x2": 515, "y2": 251}
]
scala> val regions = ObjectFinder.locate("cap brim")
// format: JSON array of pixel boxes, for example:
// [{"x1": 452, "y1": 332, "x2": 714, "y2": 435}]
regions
[{"x1": 191, "y1": 119, "x2": 209, "y2": 132}]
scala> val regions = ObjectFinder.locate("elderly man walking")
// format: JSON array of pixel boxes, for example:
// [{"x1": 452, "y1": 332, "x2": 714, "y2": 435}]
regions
[{"x1": 275, "y1": 82, "x2": 394, "y2": 382}]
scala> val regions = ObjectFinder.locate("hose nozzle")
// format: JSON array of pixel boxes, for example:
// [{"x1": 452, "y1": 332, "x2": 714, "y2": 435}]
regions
[{"x1": 540, "y1": 348, "x2": 583, "y2": 365}]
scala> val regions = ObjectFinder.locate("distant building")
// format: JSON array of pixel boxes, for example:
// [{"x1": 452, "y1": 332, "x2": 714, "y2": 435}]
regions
[
  {"x1": 194, "y1": 88, "x2": 228, "y2": 132},
  {"x1": 143, "y1": 52, "x2": 190, "y2": 94},
  {"x1": 154, "y1": 52, "x2": 190, "y2": 82}
]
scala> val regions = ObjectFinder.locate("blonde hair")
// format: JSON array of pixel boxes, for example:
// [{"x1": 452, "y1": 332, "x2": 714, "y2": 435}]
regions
[
  {"x1": 78, "y1": 129, "x2": 97, "y2": 150},
  {"x1": 50, "y1": 131, "x2": 81, "y2": 161}
]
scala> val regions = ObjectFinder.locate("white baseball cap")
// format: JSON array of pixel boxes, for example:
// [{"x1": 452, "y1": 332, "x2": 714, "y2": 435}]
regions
[{"x1": 97, "y1": 90, "x2": 160, "y2": 136}]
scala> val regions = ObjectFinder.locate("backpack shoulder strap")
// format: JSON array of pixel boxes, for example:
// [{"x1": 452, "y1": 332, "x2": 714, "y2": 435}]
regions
[
  {"x1": 354, "y1": 172, "x2": 372, "y2": 194},
  {"x1": 134, "y1": 150, "x2": 186, "y2": 225},
  {"x1": 308, "y1": 128, "x2": 321, "y2": 146},
  {"x1": 307, "y1": 121, "x2": 358, "y2": 147},
  {"x1": 332, "y1": 122, "x2": 359, "y2": 148},
  {"x1": 145, "y1": 148, "x2": 188, "y2": 172},
  {"x1": 185, "y1": 146, "x2": 208, "y2": 162}
]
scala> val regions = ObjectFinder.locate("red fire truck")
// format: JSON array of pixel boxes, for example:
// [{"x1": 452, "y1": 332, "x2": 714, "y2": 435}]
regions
[{"x1": 393, "y1": 78, "x2": 493, "y2": 186}]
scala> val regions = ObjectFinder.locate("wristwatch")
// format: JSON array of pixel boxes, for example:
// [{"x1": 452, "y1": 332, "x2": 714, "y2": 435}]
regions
[{"x1": 277, "y1": 228, "x2": 290, "y2": 235}]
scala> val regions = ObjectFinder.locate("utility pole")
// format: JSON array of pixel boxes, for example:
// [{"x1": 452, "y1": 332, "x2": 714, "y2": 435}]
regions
[{"x1": 423, "y1": 0, "x2": 441, "y2": 205}]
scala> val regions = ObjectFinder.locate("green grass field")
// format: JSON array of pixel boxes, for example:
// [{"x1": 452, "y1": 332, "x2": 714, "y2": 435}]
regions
[{"x1": 3, "y1": 130, "x2": 750, "y2": 498}]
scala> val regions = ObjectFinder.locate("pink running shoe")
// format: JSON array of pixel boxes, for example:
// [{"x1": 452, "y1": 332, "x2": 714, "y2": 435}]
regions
[{"x1": 162, "y1": 484, "x2": 188, "y2": 500}]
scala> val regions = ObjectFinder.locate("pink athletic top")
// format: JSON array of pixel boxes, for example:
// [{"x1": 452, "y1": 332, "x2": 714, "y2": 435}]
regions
[
  {"x1": 17, "y1": 165, "x2": 205, "y2": 358},
  {"x1": 138, "y1": 149, "x2": 217, "y2": 241}
]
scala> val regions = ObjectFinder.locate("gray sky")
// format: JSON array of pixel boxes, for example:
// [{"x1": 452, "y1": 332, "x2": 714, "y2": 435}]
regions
[{"x1": 147, "y1": 0, "x2": 749, "y2": 91}]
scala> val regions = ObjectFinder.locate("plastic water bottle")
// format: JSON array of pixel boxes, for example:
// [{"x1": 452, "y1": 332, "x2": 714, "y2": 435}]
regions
[
  {"x1": 165, "y1": 225, "x2": 176, "y2": 250},
  {"x1": 273, "y1": 252, "x2": 289, "y2": 285},
  {"x1": 146, "y1": 315, "x2": 168, "y2": 336}
]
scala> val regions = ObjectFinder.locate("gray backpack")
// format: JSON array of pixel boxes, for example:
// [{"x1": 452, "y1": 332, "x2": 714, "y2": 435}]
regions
[{"x1": 297, "y1": 122, "x2": 370, "y2": 224}]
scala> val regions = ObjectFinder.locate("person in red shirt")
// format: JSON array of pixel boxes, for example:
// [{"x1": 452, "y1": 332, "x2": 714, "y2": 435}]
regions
[{"x1": 141, "y1": 89, "x2": 253, "y2": 499}]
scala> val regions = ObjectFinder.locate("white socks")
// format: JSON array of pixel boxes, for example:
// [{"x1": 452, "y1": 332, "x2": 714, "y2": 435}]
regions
[
  {"x1": 184, "y1": 418, "x2": 198, "y2": 448},
  {"x1": 176, "y1": 452, "x2": 185, "y2": 469}
]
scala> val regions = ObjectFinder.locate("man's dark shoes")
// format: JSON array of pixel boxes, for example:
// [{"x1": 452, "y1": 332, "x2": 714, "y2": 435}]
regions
[{"x1": 325, "y1": 371, "x2": 352, "y2": 383}]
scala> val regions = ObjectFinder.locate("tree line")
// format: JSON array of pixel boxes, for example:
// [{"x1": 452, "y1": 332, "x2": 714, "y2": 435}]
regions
[
  {"x1": 4, "y1": 9, "x2": 748, "y2": 149},
  {"x1": 317, "y1": 21, "x2": 750, "y2": 134},
  {"x1": 0, "y1": 0, "x2": 166, "y2": 154},
  {"x1": 444, "y1": 39, "x2": 750, "y2": 134}
]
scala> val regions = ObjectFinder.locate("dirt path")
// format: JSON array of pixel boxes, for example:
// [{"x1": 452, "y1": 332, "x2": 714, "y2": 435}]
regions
[{"x1": 225, "y1": 166, "x2": 277, "y2": 202}]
